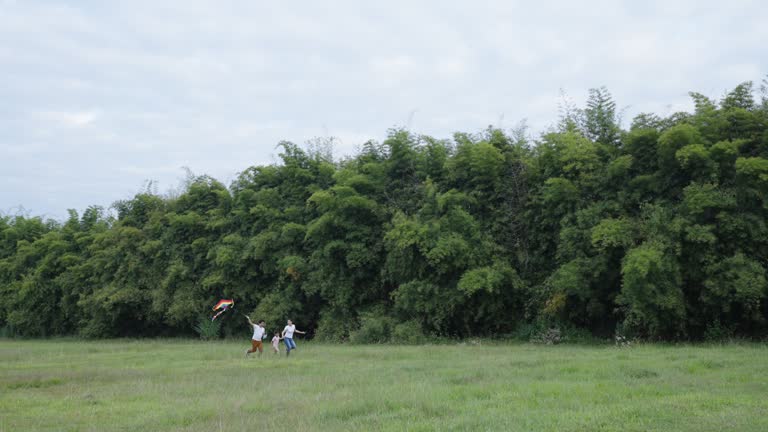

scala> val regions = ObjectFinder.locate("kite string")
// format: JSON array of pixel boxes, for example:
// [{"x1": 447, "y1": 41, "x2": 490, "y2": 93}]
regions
[{"x1": 211, "y1": 308, "x2": 227, "y2": 321}]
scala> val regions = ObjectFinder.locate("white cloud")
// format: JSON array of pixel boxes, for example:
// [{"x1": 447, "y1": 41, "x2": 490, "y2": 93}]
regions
[{"x1": 36, "y1": 110, "x2": 99, "y2": 127}]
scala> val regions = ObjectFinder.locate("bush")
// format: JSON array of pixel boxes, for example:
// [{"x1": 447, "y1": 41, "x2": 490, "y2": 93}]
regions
[
  {"x1": 560, "y1": 326, "x2": 601, "y2": 344},
  {"x1": 511, "y1": 321, "x2": 543, "y2": 341},
  {"x1": 614, "y1": 334, "x2": 635, "y2": 348},
  {"x1": 193, "y1": 317, "x2": 221, "y2": 340},
  {"x1": 531, "y1": 326, "x2": 564, "y2": 345},
  {"x1": 314, "y1": 308, "x2": 357, "y2": 343},
  {"x1": 391, "y1": 320, "x2": 427, "y2": 345},
  {"x1": 614, "y1": 322, "x2": 635, "y2": 347},
  {"x1": 349, "y1": 313, "x2": 395, "y2": 344},
  {"x1": 704, "y1": 320, "x2": 735, "y2": 342},
  {"x1": 0, "y1": 324, "x2": 18, "y2": 338},
  {"x1": 514, "y1": 319, "x2": 559, "y2": 342}
]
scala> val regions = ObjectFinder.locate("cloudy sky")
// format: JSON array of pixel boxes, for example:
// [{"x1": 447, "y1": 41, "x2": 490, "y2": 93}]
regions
[{"x1": 1, "y1": 0, "x2": 766, "y2": 220}]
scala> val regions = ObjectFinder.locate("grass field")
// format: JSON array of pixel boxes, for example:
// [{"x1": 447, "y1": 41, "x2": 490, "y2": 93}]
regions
[{"x1": 1, "y1": 339, "x2": 767, "y2": 431}]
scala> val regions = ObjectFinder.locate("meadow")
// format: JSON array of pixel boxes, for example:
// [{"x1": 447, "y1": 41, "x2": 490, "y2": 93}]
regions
[{"x1": 1, "y1": 339, "x2": 767, "y2": 431}]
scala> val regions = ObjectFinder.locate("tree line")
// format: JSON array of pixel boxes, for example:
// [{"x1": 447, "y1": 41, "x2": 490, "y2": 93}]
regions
[{"x1": 2, "y1": 80, "x2": 768, "y2": 341}]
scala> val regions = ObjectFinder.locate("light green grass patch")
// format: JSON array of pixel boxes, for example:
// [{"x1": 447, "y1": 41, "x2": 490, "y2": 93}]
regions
[{"x1": 1, "y1": 340, "x2": 767, "y2": 431}]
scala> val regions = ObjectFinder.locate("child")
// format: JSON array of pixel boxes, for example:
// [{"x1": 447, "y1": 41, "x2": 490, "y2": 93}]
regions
[
  {"x1": 245, "y1": 316, "x2": 266, "y2": 358},
  {"x1": 271, "y1": 331, "x2": 282, "y2": 354}
]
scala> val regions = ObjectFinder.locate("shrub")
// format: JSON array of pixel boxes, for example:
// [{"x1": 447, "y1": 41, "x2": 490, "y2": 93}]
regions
[
  {"x1": 704, "y1": 320, "x2": 735, "y2": 342},
  {"x1": 560, "y1": 326, "x2": 599, "y2": 344},
  {"x1": 614, "y1": 322, "x2": 636, "y2": 347},
  {"x1": 615, "y1": 335, "x2": 632, "y2": 348},
  {"x1": 349, "y1": 313, "x2": 395, "y2": 344},
  {"x1": 391, "y1": 320, "x2": 427, "y2": 345},
  {"x1": 314, "y1": 308, "x2": 357, "y2": 343},
  {"x1": 0, "y1": 325, "x2": 18, "y2": 338},
  {"x1": 511, "y1": 321, "x2": 544, "y2": 341},
  {"x1": 531, "y1": 326, "x2": 564, "y2": 345},
  {"x1": 193, "y1": 317, "x2": 221, "y2": 340},
  {"x1": 619, "y1": 241, "x2": 685, "y2": 339}
]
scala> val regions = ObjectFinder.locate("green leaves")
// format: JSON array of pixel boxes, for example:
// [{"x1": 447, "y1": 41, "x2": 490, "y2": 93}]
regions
[
  {"x1": 584, "y1": 86, "x2": 621, "y2": 145},
  {"x1": 2, "y1": 80, "x2": 767, "y2": 340},
  {"x1": 682, "y1": 183, "x2": 735, "y2": 216},
  {"x1": 542, "y1": 178, "x2": 578, "y2": 206},
  {"x1": 703, "y1": 253, "x2": 767, "y2": 318},
  {"x1": 658, "y1": 124, "x2": 704, "y2": 167},
  {"x1": 591, "y1": 218, "x2": 634, "y2": 250},
  {"x1": 736, "y1": 157, "x2": 768, "y2": 185},
  {"x1": 425, "y1": 233, "x2": 471, "y2": 273},
  {"x1": 620, "y1": 242, "x2": 685, "y2": 338},
  {"x1": 676, "y1": 144, "x2": 716, "y2": 181},
  {"x1": 458, "y1": 266, "x2": 504, "y2": 295},
  {"x1": 447, "y1": 141, "x2": 505, "y2": 191}
]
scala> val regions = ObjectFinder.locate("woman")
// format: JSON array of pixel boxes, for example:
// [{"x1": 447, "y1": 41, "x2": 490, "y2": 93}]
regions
[{"x1": 281, "y1": 319, "x2": 306, "y2": 357}]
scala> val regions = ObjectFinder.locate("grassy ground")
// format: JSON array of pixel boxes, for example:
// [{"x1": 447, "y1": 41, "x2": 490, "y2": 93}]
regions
[{"x1": 1, "y1": 339, "x2": 767, "y2": 431}]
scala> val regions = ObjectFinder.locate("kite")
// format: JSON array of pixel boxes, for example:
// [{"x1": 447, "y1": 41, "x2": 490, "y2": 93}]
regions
[{"x1": 211, "y1": 299, "x2": 234, "y2": 321}]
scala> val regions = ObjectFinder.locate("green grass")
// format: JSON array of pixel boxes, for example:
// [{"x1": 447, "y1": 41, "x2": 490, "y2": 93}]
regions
[{"x1": 1, "y1": 340, "x2": 767, "y2": 431}]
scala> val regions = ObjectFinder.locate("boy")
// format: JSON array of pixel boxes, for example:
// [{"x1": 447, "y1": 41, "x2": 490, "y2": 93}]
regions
[
  {"x1": 245, "y1": 316, "x2": 266, "y2": 358},
  {"x1": 281, "y1": 319, "x2": 306, "y2": 357}
]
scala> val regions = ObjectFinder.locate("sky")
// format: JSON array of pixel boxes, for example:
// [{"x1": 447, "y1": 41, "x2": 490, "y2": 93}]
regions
[{"x1": 1, "y1": 0, "x2": 767, "y2": 220}]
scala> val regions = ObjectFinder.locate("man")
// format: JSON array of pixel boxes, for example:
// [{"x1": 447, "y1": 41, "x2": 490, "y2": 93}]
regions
[
  {"x1": 245, "y1": 316, "x2": 266, "y2": 358},
  {"x1": 281, "y1": 319, "x2": 306, "y2": 357}
]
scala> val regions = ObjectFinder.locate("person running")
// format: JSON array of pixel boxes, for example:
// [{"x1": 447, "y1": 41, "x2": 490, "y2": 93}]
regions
[
  {"x1": 245, "y1": 316, "x2": 266, "y2": 358},
  {"x1": 271, "y1": 331, "x2": 282, "y2": 355},
  {"x1": 281, "y1": 319, "x2": 306, "y2": 357}
]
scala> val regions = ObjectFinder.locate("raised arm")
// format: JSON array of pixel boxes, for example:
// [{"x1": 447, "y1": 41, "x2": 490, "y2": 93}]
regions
[
  {"x1": 295, "y1": 329, "x2": 306, "y2": 335},
  {"x1": 246, "y1": 316, "x2": 255, "y2": 327}
]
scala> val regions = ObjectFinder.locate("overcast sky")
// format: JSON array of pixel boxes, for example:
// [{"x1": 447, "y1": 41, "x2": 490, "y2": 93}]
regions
[{"x1": 1, "y1": 0, "x2": 766, "y2": 220}]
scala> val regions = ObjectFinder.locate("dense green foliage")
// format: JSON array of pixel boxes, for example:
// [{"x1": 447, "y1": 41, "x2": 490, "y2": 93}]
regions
[{"x1": 2, "y1": 80, "x2": 768, "y2": 340}]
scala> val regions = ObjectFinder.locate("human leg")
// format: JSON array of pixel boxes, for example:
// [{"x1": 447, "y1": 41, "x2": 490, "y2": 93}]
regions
[
  {"x1": 247, "y1": 339, "x2": 261, "y2": 354},
  {"x1": 284, "y1": 337, "x2": 295, "y2": 356}
]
